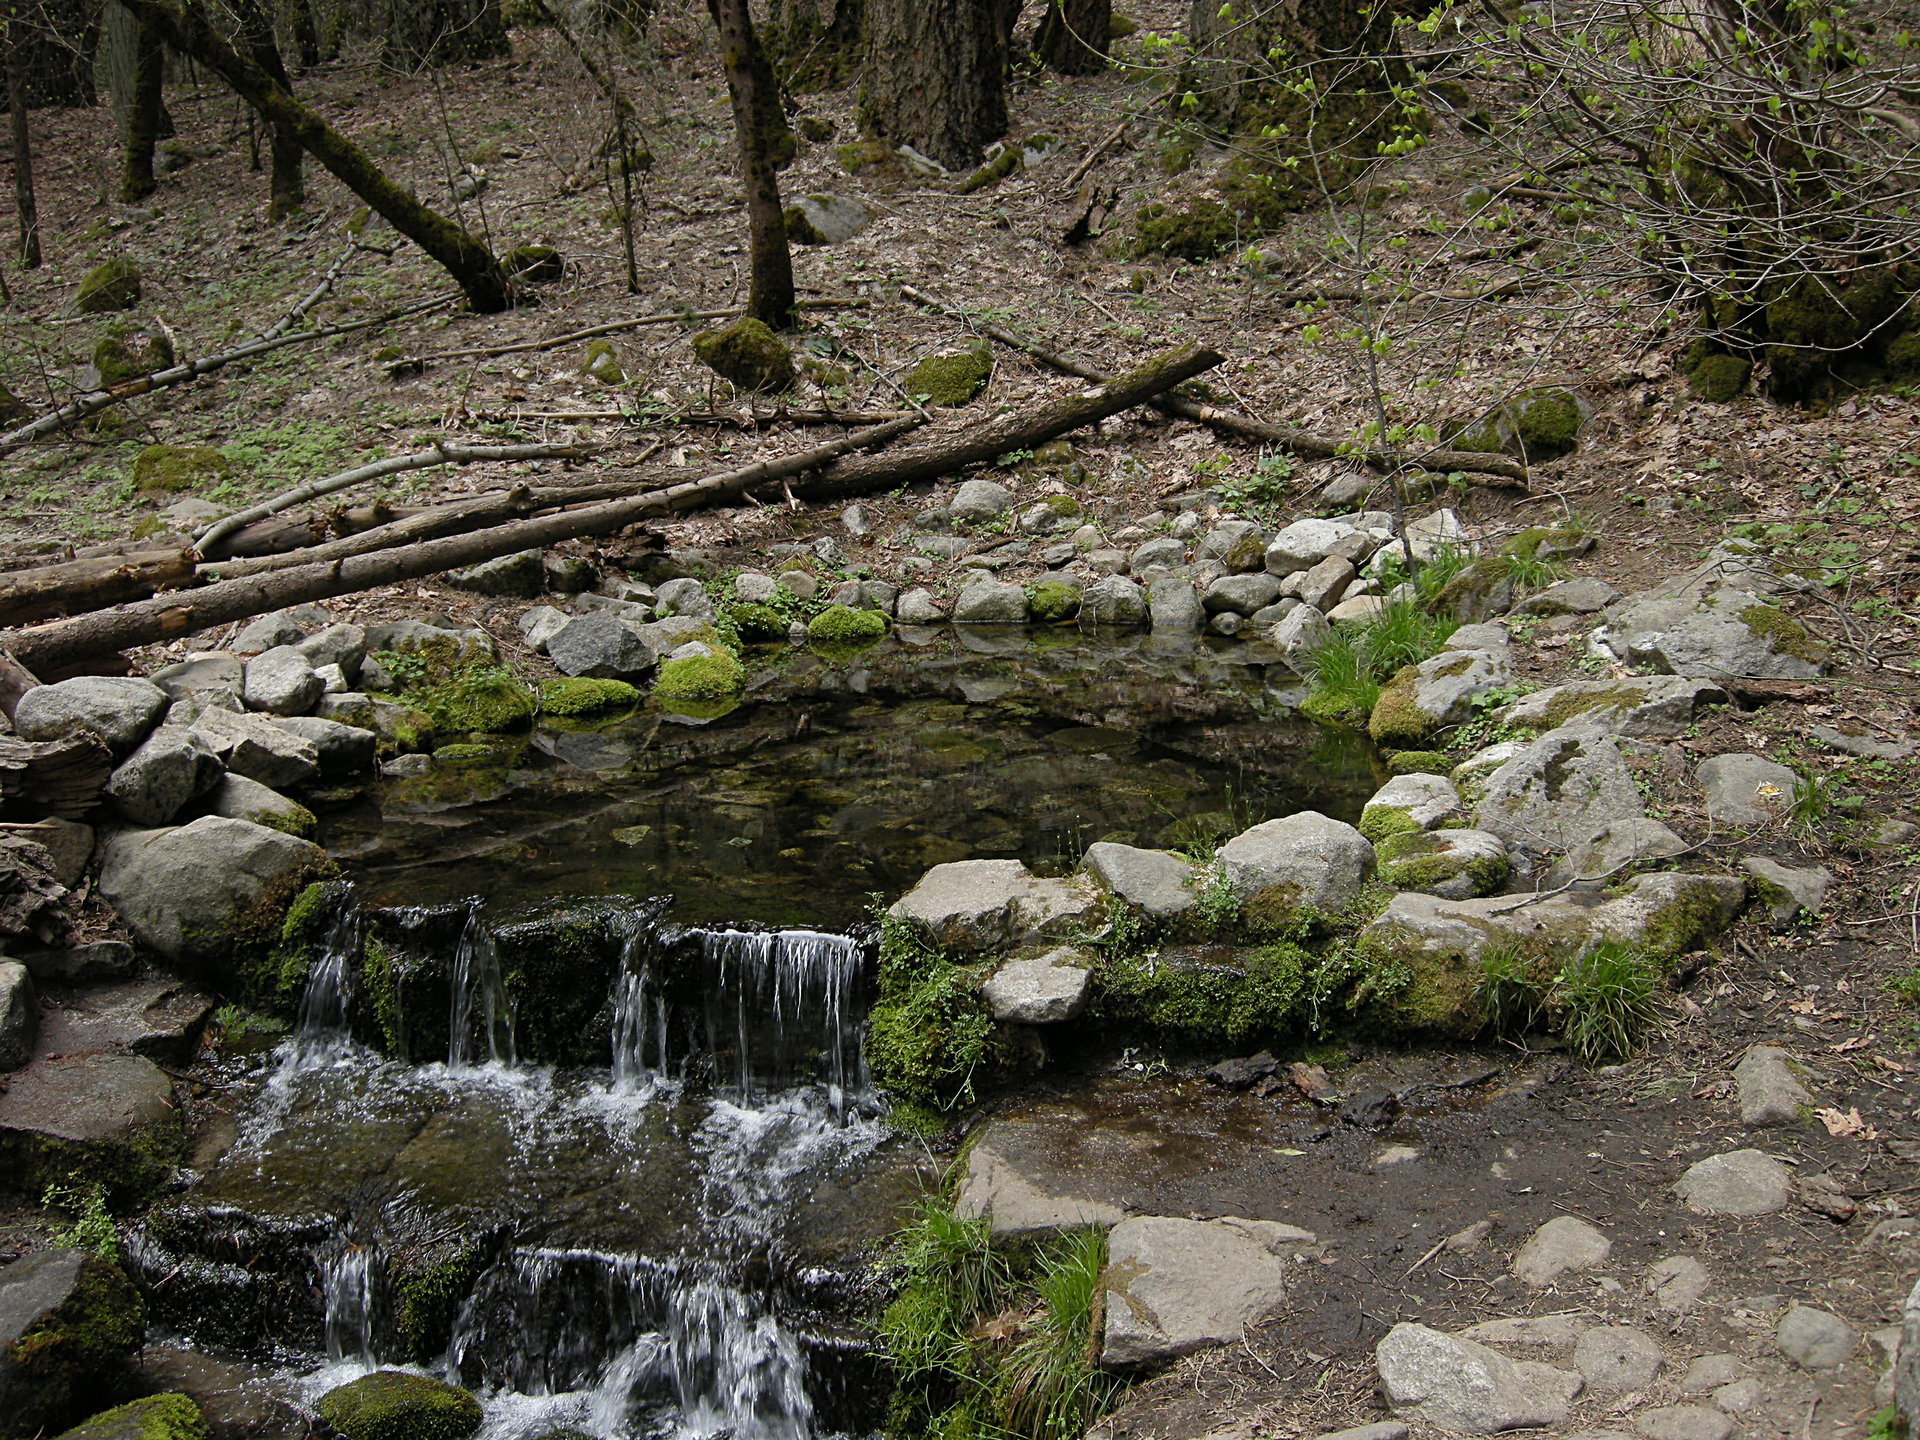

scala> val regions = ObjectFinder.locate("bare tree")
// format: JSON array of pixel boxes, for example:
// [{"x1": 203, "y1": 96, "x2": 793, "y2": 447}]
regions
[
  {"x1": 709, "y1": 0, "x2": 795, "y2": 326},
  {"x1": 232, "y1": 0, "x2": 306, "y2": 218},
  {"x1": 3, "y1": 10, "x2": 40, "y2": 267}
]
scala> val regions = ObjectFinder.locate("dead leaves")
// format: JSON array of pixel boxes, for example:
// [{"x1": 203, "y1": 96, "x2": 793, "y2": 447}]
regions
[{"x1": 1813, "y1": 1105, "x2": 1877, "y2": 1138}]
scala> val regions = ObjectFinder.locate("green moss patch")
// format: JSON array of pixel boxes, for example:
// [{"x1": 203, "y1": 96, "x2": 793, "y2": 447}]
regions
[
  {"x1": 503, "y1": 244, "x2": 563, "y2": 283},
  {"x1": 131, "y1": 445, "x2": 232, "y2": 494},
  {"x1": 48, "y1": 1393, "x2": 203, "y2": 1440},
  {"x1": 1127, "y1": 201, "x2": 1237, "y2": 261},
  {"x1": 1095, "y1": 943, "x2": 1309, "y2": 1044},
  {"x1": 1367, "y1": 668, "x2": 1437, "y2": 748},
  {"x1": 1026, "y1": 581, "x2": 1081, "y2": 623},
  {"x1": 725, "y1": 602, "x2": 790, "y2": 643},
  {"x1": 806, "y1": 604, "x2": 889, "y2": 645},
  {"x1": 904, "y1": 345, "x2": 991, "y2": 406},
  {"x1": 538, "y1": 677, "x2": 639, "y2": 716},
  {"x1": 93, "y1": 325, "x2": 174, "y2": 388},
  {"x1": 1687, "y1": 350, "x2": 1751, "y2": 402},
  {"x1": 317, "y1": 1372, "x2": 482, "y2": 1440},
  {"x1": 1738, "y1": 604, "x2": 1827, "y2": 668},
  {"x1": 692, "y1": 317, "x2": 794, "y2": 393},
  {"x1": 653, "y1": 650, "x2": 746, "y2": 704},
  {"x1": 1387, "y1": 750, "x2": 1452, "y2": 775},
  {"x1": 3, "y1": 1256, "x2": 148, "y2": 1437},
  {"x1": 75, "y1": 259, "x2": 142, "y2": 314}
]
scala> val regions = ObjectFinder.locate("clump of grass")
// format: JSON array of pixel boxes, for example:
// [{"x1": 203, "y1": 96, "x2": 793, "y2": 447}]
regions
[
  {"x1": 1298, "y1": 593, "x2": 1458, "y2": 725},
  {"x1": 1476, "y1": 942, "x2": 1544, "y2": 1040},
  {"x1": 996, "y1": 1227, "x2": 1117, "y2": 1440},
  {"x1": 1552, "y1": 940, "x2": 1660, "y2": 1062}
]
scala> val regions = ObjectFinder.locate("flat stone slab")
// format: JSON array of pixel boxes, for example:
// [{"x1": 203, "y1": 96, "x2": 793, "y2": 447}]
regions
[
  {"x1": 1733, "y1": 1045, "x2": 1816, "y2": 1126},
  {"x1": 1101, "y1": 1215, "x2": 1316, "y2": 1368},
  {"x1": 1674, "y1": 1149, "x2": 1793, "y2": 1215},
  {"x1": 1377, "y1": 1322, "x2": 1583, "y2": 1434},
  {"x1": 34, "y1": 979, "x2": 215, "y2": 1067},
  {"x1": 887, "y1": 858, "x2": 1097, "y2": 952},
  {"x1": 981, "y1": 949, "x2": 1092, "y2": 1024},
  {"x1": 0, "y1": 1051, "x2": 176, "y2": 1145},
  {"x1": 1497, "y1": 677, "x2": 1725, "y2": 738}
]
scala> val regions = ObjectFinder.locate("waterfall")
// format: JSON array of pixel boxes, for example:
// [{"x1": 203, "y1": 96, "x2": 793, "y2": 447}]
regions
[
  {"x1": 660, "y1": 1276, "x2": 814, "y2": 1440},
  {"x1": 322, "y1": 1239, "x2": 381, "y2": 1373},
  {"x1": 448, "y1": 905, "x2": 516, "y2": 1069},
  {"x1": 275, "y1": 887, "x2": 363, "y2": 1082}
]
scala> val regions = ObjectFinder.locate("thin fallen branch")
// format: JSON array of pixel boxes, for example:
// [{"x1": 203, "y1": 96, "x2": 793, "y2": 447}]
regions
[
  {"x1": 261, "y1": 231, "x2": 358, "y2": 341},
  {"x1": 1062, "y1": 119, "x2": 1131, "y2": 191},
  {"x1": 898, "y1": 283, "x2": 1530, "y2": 487},
  {"x1": 473, "y1": 405, "x2": 911, "y2": 428},
  {"x1": 0, "y1": 293, "x2": 456, "y2": 456},
  {"x1": 192, "y1": 440, "x2": 602, "y2": 559}
]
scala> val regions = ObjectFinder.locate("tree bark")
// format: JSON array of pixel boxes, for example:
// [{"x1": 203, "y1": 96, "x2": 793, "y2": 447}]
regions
[
  {"x1": 117, "y1": 4, "x2": 167, "y2": 203},
  {"x1": 4, "y1": 20, "x2": 41, "y2": 268},
  {"x1": 859, "y1": 0, "x2": 1011, "y2": 170},
  {"x1": 0, "y1": 549, "x2": 195, "y2": 628},
  {"x1": 114, "y1": 0, "x2": 512, "y2": 311},
  {"x1": 765, "y1": 0, "x2": 862, "y2": 89},
  {"x1": 231, "y1": 0, "x2": 305, "y2": 218},
  {"x1": 708, "y1": 0, "x2": 796, "y2": 328},
  {"x1": 385, "y1": 0, "x2": 511, "y2": 67},
  {"x1": 0, "y1": 734, "x2": 112, "y2": 826},
  {"x1": 1035, "y1": 0, "x2": 1108, "y2": 74},
  {"x1": 289, "y1": 0, "x2": 321, "y2": 66}
]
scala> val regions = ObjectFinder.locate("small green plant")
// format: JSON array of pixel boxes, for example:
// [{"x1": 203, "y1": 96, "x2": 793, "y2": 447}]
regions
[
  {"x1": 1476, "y1": 943, "x2": 1543, "y2": 1039},
  {"x1": 1552, "y1": 940, "x2": 1660, "y2": 1063},
  {"x1": 996, "y1": 1227, "x2": 1117, "y2": 1440},
  {"x1": 1788, "y1": 769, "x2": 1832, "y2": 829},
  {"x1": 1867, "y1": 1407, "x2": 1902, "y2": 1440},
  {"x1": 1188, "y1": 863, "x2": 1242, "y2": 935},
  {"x1": 44, "y1": 1182, "x2": 118, "y2": 1258},
  {"x1": 1885, "y1": 967, "x2": 1920, "y2": 1011}
]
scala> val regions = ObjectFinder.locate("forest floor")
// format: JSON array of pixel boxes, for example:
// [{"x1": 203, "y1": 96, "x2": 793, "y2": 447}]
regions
[{"x1": 4, "y1": 4, "x2": 1920, "y2": 1439}]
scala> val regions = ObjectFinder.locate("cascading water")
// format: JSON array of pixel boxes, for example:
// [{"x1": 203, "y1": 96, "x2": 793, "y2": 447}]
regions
[
  {"x1": 322, "y1": 1239, "x2": 381, "y2": 1373},
  {"x1": 448, "y1": 904, "x2": 516, "y2": 1069},
  {"x1": 272, "y1": 888, "x2": 364, "y2": 1090}
]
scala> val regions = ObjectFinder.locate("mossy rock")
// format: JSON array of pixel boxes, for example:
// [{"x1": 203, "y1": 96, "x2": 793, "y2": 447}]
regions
[
  {"x1": 538, "y1": 677, "x2": 640, "y2": 716},
  {"x1": 131, "y1": 445, "x2": 231, "y2": 494},
  {"x1": 726, "y1": 602, "x2": 790, "y2": 643},
  {"x1": 0, "y1": 384, "x2": 26, "y2": 424},
  {"x1": 389, "y1": 1243, "x2": 490, "y2": 1364},
  {"x1": 1109, "y1": 9, "x2": 1138, "y2": 35},
  {"x1": 1885, "y1": 328, "x2": 1920, "y2": 383},
  {"x1": 580, "y1": 339, "x2": 623, "y2": 386},
  {"x1": 692, "y1": 317, "x2": 794, "y2": 394},
  {"x1": 782, "y1": 204, "x2": 825, "y2": 245},
  {"x1": 74, "y1": 259, "x2": 142, "y2": 315},
  {"x1": 1095, "y1": 943, "x2": 1310, "y2": 1044},
  {"x1": 1026, "y1": 581, "x2": 1080, "y2": 623},
  {"x1": 806, "y1": 604, "x2": 888, "y2": 646},
  {"x1": 1374, "y1": 830, "x2": 1509, "y2": 897},
  {"x1": 1738, "y1": 603, "x2": 1827, "y2": 668},
  {"x1": 904, "y1": 344, "x2": 991, "y2": 406},
  {"x1": 1687, "y1": 350, "x2": 1751, "y2": 402},
  {"x1": 316, "y1": 1371, "x2": 481, "y2": 1440},
  {"x1": 2, "y1": 1254, "x2": 148, "y2": 1440},
  {"x1": 653, "y1": 649, "x2": 746, "y2": 703},
  {"x1": 503, "y1": 244, "x2": 563, "y2": 283},
  {"x1": 414, "y1": 671, "x2": 535, "y2": 734},
  {"x1": 49, "y1": 1394, "x2": 203, "y2": 1440},
  {"x1": 835, "y1": 140, "x2": 896, "y2": 176},
  {"x1": 432, "y1": 742, "x2": 503, "y2": 763},
  {"x1": 1387, "y1": 750, "x2": 1453, "y2": 776},
  {"x1": 1127, "y1": 201, "x2": 1237, "y2": 261},
  {"x1": 1757, "y1": 267, "x2": 1912, "y2": 401},
  {"x1": 93, "y1": 324, "x2": 174, "y2": 388},
  {"x1": 1446, "y1": 387, "x2": 1587, "y2": 462},
  {"x1": 1429, "y1": 558, "x2": 1515, "y2": 624},
  {"x1": 1367, "y1": 667, "x2": 1437, "y2": 748}
]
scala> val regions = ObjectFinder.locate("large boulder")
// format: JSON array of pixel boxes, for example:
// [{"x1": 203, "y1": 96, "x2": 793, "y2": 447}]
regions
[
  {"x1": 544, "y1": 614, "x2": 656, "y2": 680},
  {"x1": 1081, "y1": 841, "x2": 1198, "y2": 921},
  {"x1": 0, "y1": 1249, "x2": 146, "y2": 1440},
  {"x1": 1376, "y1": 1323, "x2": 1583, "y2": 1434},
  {"x1": 1266, "y1": 519, "x2": 1367, "y2": 575},
  {"x1": 104, "y1": 727, "x2": 223, "y2": 828},
  {"x1": 1369, "y1": 649, "x2": 1512, "y2": 748},
  {"x1": 1215, "y1": 812, "x2": 1375, "y2": 924},
  {"x1": 187, "y1": 708, "x2": 320, "y2": 790},
  {"x1": 1473, "y1": 726, "x2": 1644, "y2": 854},
  {"x1": 241, "y1": 647, "x2": 321, "y2": 717},
  {"x1": 1080, "y1": 575, "x2": 1148, "y2": 626},
  {"x1": 0, "y1": 960, "x2": 35, "y2": 1070},
  {"x1": 13, "y1": 678, "x2": 168, "y2": 756},
  {"x1": 205, "y1": 775, "x2": 316, "y2": 839},
  {"x1": 1594, "y1": 587, "x2": 1824, "y2": 682},
  {"x1": 1101, "y1": 1216, "x2": 1317, "y2": 1369},
  {"x1": 887, "y1": 859, "x2": 1098, "y2": 953},
  {"x1": 1497, "y1": 677, "x2": 1728, "y2": 739},
  {"x1": 1549, "y1": 817, "x2": 1687, "y2": 884},
  {"x1": 96, "y1": 817, "x2": 330, "y2": 978}
]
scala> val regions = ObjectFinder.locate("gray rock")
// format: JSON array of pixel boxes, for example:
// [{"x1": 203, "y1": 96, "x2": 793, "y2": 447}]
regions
[
  {"x1": 733, "y1": 571, "x2": 779, "y2": 604},
  {"x1": 30, "y1": 977, "x2": 213, "y2": 1066},
  {"x1": 654, "y1": 577, "x2": 713, "y2": 620},
  {"x1": 1266, "y1": 518, "x2": 1360, "y2": 574},
  {"x1": 1216, "y1": 812, "x2": 1375, "y2": 919},
  {"x1": 1101, "y1": 1216, "x2": 1316, "y2": 1368},
  {"x1": 0, "y1": 960, "x2": 34, "y2": 1070},
  {"x1": 954, "y1": 1132, "x2": 1126, "y2": 1238},
  {"x1": 1081, "y1": 841, "x2": 1198, "y2": 920},
  {"x1": 1374, "y1": 828, "x2": 1509, "y2": 900},
  {"x1": 896, "y1": 588, "x2": 947, "y2": 625},
  {"x1": 13, "y1": 676, "x2": 169, "y2": 755},
  {"x1": 105, "y1": 725, "x2": 223, "y2": 827},
  {"x1": 1291, "y1": 554, "x2": 1357, "y2": 611},
  {"x1": 1463, "y1": 1315, "x2": 1590, "y2": 1352},
  {"x1": 1776, "y1": 1304, "x2": 1854, "y2": 1369},
  {"x1": 1647, "y1": 1256, "x2": 1711, "y2": 1313},
  {"x1": 231, "y1": 611, "x2": 309, "y2": 653},
  {"x1": 1698, "y1": 753, "x2": 1797, "y2": 827},
  {"x1": 546, "y1": 613, "x2": 656, "y2": 679},
  {"x1": 1083, "y1": 548, "x2": 1130, "y2": 577},
  {"x1": 0, "y1": 1247, "x2": 146, "y2": 1433},
  {"x1": 1678, "y1": 1355, "x2": 1743, "y2": 1394},
  {"x1": 1740, "y1": 857, "x2": 1831, "y2": 922},
  {"x1": 1573, "y1": 1326, "x2": 1663, "y2": 1392},
  {"x1": 1497, "y1": 676, "x2": 1727, "y2": 738},
  {"x1": 1378, "y1": 649, "x2": 1513, "y2": 744},
  {"x1": 381, "y1": 753, "x2": 432, "y2": 778},
  {"x1": 1674, "y1": 1149, "x2": 1793, "y2": 1216},
  {"x1": 151, "y1": 653, "x2": 245, "y2": 709},
  {"x1": 1513, "y1": 1215, "x2": 1612, "y2": 1287},
  {"x1": 242, "y1": 646, "x2": 322, "y2": 716},
  {"x1": 1596, "y1": 585, "x2": 1823, "y2": 682},
  {"x1": 543, "y1": 553, "x2": 598, "y2": 593},
  {"x1": 12, "y1": 941, "x2": 135, "y2": 986},
  {"x1": 573, "y1": 592, "x2": 653, "y2": 624},
  {"x1": 292, "y1": 623, "x2": 364, "y2": 677},
  {"x1": 1514, "y1": 576, "x2": 1619, "y2": 616},
  {"x1": 1134, "y1": 537, "x2": 1187, "y2": 571},
  {"x1": 518, "y1": 606, "x2": 570, "y2": 654},
  {"x1": 315, "y1": 693, "x2": 375, "y2": 728},
  {"x1": 0, "y1": 819, "x2": 92, "y2": 889},
  {"x1": 982, "y1": 947, "x2": 1093, "y2": 1024},
  {"x1": 840, "y1": 503, "x2": 871, "y2": 538},
  {"x1": 1635, "y1": 1406, "x2": 1732, "y2": 1440},
  {"x1": 1551, "y1": 817, "x2": 1688, "y2": 883},
  {"x1": 157, "y1": 496, "x2": 226, "y2": 529},
  {"x1": 1474, "y1": 726, "x2": 1645, "y2": 854},
  {"x1": 1199, "y1": 521, "x2": 1267, "y2": 572},
  {"x1": 1405, "y1": 508, "x2": 1472, "y2": 562},
  {"x1": 954, "y1": 579, "x2": 1028, "y2": 625},
  {"x1": 951, "y1": 478, "x2": 1015, "y2": 522},
  {"x1": 1376, "y1": 1323, "x2": 1583, "y2": 1433},
  {"x1": 1249, "y1": 599, "x2": 1301, "y2": 630},
  {"x1": 188, "y1": 707, "x2": 321, "y2": 789},
  {"x1": 448, "y1": 547, "x2": 545, "y2": 597},
  {"x1": 1894, "y1": 1276, "x2": 1920, "y2": 1428},
  {"x1": 1362, "y1": 773, "x2": 1464, "y2": 837},
  {"x1": 1272, "y1": 604, "x2": 1332, "y2": 668},
  {"x1": 1712, "y1": 1379, "x2": 1761, "y2": 1414},
  {"x1": 1313, "y1": 1425, "x2": 1408, "y2": 1440},
  {"x1": 914, "y1": 535, "x2": 971, "y2": 561},
  {"x1": 1203, "y1": 573, "x2": 1284, "y2": 617},
  {"x1": 1443, "y1": 623, "x2": 1511, "y2": 653},
  {"x1": 365, "y1": 618, "x2": 496, "y2": 665},
  {"x1": 1734, "y1": 1045, "x2": 1817, "y2": 1126},
  {"x1": 1081, "y1": 575, "x2": 1148, "y2": 626},
  {"x1": 888, "y1": 859, "x2": 1097, "y2": 953},
  {"x1": 826, "y1": 580, "x2": 865, "y2": 609},
  {"x1": 1325, "y1": 594, "x2": 1385, "y2": 625},
  {"x1": 205, "y1": 774, "x2": 314, "y2": 836},
  {"x1": 866, "y1": 581, "x2": 899, "y2": 617},
  {"x1": 1148, "y1": 576, "x2": 1205, "y2": 632},
  {"x1": 313, "y1": 664, "x2": 348, "y2": 695},
  {"x1": 1809, "y1": 724, "x2": 1915, "y2": 761},
  {"x1": 791, "y1": 192, "x2": 871, "y2": 243}
]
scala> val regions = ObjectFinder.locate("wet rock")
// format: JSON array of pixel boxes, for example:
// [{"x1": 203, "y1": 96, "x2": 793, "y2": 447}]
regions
[
  {"x1": 205, "y1": 774, "x2": 315, "y2": 838},
  {"x1": 1374, "y1": 829, "x2": 1509, "y2": 900},
  {"x1": 0, "y1": 960, "x2": 33, "y2": 1070},
  {"x1": 953, "y1": 579, "x2": 1028, "y2": 625},
  {"x1": 50, "y1": 1393, "x2": 204, "y2": 1440},
  {"x1": 14, "y1": 676, "x2": 168, "y2": 755},
  {"x1": 1513, "y1": 1215, "x2": 1612, "y2": 1287},
  {"x1": 138, "y1": 1343, "x2": 305, "y2": 1440},
  {"x1": 13, "y1": 941, "x2": 135, "y2": 987},
  {"x1": 241, "y1": 646, "x2": 321, "y2": 717},
  {"x1": 448, "y1": 548, "x2": 544, "y2": 598},
  {"x1": 0, "y1": 1249, "x2": 147, "y2": 1436},
  {"x1": 887, "y1": 859, "x2": 1096, "y2": 953},
  {"x1": 96, "y1": 816, "x2": 328, "y2": 969},
  {"x1": 1361, "y1": 773, "x2": 1464, "y2": 840},
  {"x1": 231, "y1": 611, "x2": 309, "y2": 654},
  {"x1": 1081, "y1": 575, "x2": 1148, "y2": 626},
  {"x1": 1697, "y1": 753, "x2": 1796, "y2": 827},
  {"x1": 982, "y1": 947, "x2": 1092, "y2": 1024},
  {"x1": 1081, "y1": 841, "x2": 1198, "y2": 920},
  {"x1": 1272, "y1": 604, "x2": 1331, "y2": 667},
  {"x1": 1777, "y1": 1303, "x2": 1854, "y2": 1369},
  {"x1": 1376, "y1": 1323, "x2": 1583, "y2": 1433},
  {"x1": 270, "y1": 715, "x2": 378, "y2": 777},
  {"x1": 896, "y1": 588, "x2": 946, "y2": 624},
  {"x1": 1101, "y1": 1215, "x2": 1316, "y2": 1368},
  {"x1": 1203, "y1": 572, "x2": 1284, "y2": 617},
  {"x1": 1199, "y1": 521, "x2": 1266, "y2": 573},
  {"x1": 1208, "y1": 1051, "x2": 1278, "y2": 1088},
  {"x1": 1216, "y1": 812, "x2": 1374, "y2": 921},
  {"x1": 1266, "y1": 519, "x2": 1363, "y2": 575},
  {"x1": 1648, "y1": 1256, "x2": 1711, "y2": 1312},
  {"x1": 951, "y1": 478, "x2": 1015, "y2": 523},
  {"x1": 1550, "y1": 817, "x2": 1687, "y2": 883},
  {"x1": 188, "y1": 708, "x2": 321, "y2": 789},
  {"x1": 33, "y1": 978, "x2": 214, "y2": 1067},
  {"x1": 1678, "y1": 1354, "x2": 1743, "y2": 1393},
  {"x1": 1473, "y1": 726, "x2": 1644, "y2": 854},
  {"x1": 1734, "y1": 1045, "x2": 1817, "y2": 1126},
  {"x1": 1513, "y1": 576, "x2": 1618, "y2": 616},
  {"x1": 1635, "y1": 1406, "x2": 1732, "y2": 1440},
  {"x1": 318, "y1": 1371, "x2": 482, "y2": 1440},
  {"x1": 1573, "y1": 1326, "x2": 1663, "y2": 1391},
  {"x1": 1674, "y1": 1149, "x2": 1793, "y2": 1216},
  {"x1": 1369, "y1": 649, "x2": 1512, "y2": 748},
  {"x1": 106, "y1": 726, "x2": 223, "y2": 827},
  {"x1": 954, "y1": 1130, "x2": 1126, "y2": 1238},
  {"x1": 1148, "y1": 576, "x2": 1205, "y2": 632},
  {"x1": 151, "y1": 654, "x2": 244, "y2": 710},
  {"x1": 0, "y1": 1052, "x2": 180, "y2": 1198},
  {"x1": 1497, "y1": 677, "x2": 1727, "y2": 739},
  {"x1": 1740, "y1": 857, "x2": 1831, "y2": 923},
  {"x1": 545, "y1": 614, "x2": 655, "y2": 679}
]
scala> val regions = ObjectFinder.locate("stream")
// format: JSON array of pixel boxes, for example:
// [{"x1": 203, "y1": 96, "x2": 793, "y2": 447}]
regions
[{"x1": 132, "y1": 630, "x2": 1378, "y2": 1437}]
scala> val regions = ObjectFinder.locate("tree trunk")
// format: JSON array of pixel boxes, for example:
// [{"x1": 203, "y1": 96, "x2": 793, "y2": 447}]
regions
[
  {"x1": 709, "y1": 0, "x2": 796, "y2": 329},
  {"x1": 1035, "y1": 0, "x2": 1108, "y2": 74},
  {"x1": 384, "y1": 0, "x2": 511, "y2": 68},
  {"x1": 117, "y1": 5, "x2": 167, "y2": 203},
  {"x1": 231, "y1": 0, "x2": 306, "y2": 218},
  {"x1": 859, "y1": 0, "x2": 1011, "y2": 170},
  {"x1": 115, "y1": 0, "x2": 513, "y2": 312},
  {"x1": 289, "y1": 0, "x2": 321, "y2": 66},
  {"x1": 4, "y1": 27, "x2": 40, "y2": 268},
  {"x1": 765, "y1": 0, "x2": 862, "y2": 90}
]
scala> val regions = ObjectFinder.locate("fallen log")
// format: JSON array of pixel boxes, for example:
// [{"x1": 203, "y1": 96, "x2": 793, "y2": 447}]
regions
[
  {"x1": 1, "y1": 344, "x2": 1219, "y2": 671},
  {"x1": 200, "y1": 486, "x2": 547, "y2": 580},
  {"x1": 897, "y1": 283, "x2": 1530, "y2": 487},
  {"x1": 0, "y1": 547, "x2": 197, "y2": 628}
]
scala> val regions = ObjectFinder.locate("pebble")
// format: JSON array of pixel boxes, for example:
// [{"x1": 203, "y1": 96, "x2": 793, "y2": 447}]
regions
[
  {"x1": 1775, "y1": 1302, "x2": 1855, "y2": 1369},
  {"x1": 1712, "y1": 1379, "x2": 1761, "y2": 1413},
  {"x1": 1573, "y1": 1326, "x2": 1664, "y2": 1392},
  {"x1": 1635, "y1": 1406, "x2": 1732, "y2": 1440},
  {"x1": 1646, "y1": 1255, "x2": 1711, "y2": 1312},
  {"x1": 1677, "y1": 1354, "x2": 1743, "y2": 1394},
  {"x1": 1512, "y1": 1215, "x2": 1612, "y2": 1287}
]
